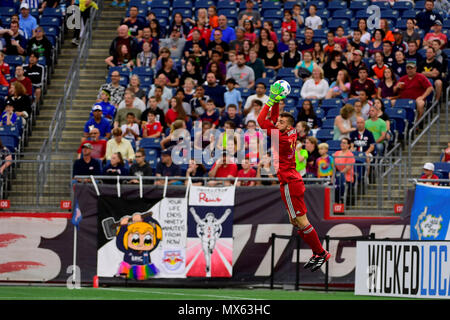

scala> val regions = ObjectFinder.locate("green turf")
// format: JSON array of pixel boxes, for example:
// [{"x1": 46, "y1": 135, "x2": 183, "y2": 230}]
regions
[{"x1": 0, "y1": 286, "x2": 415, "y2": 300}]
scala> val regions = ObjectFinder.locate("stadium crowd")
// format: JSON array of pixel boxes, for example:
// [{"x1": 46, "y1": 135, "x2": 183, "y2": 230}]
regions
[
  {"x1": 0, "y1": 0, "x2": 65, "y2": 187},
  {"x1": 0, "y1": 0, "x2": 441, "y2": 188},
  {"x1": 72, "y1": 0, "x2": 450, "y2": 188}
]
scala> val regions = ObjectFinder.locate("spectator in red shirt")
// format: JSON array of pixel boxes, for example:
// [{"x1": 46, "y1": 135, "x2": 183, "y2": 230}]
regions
[
  {"x1": 0, "y1": 52, "x2": 10, "y2": 76},
  {"x1": 77, "y1": 128, "x2": 107, "y2": 161},
  {"x1": 10, "y1": 66, "x2": 33, "y2": 96},
  {"x1": 349, "y1": 67, "x2": 376, "y2": 99},
  {"x1": 237, "y1": 157, "x2": 257, "y2": 186},
  {"x1": 420, "y1": 162, "x2": 440, "y2": 185},
  {"x1": 142, "y1": 110, "x2": 162, "y2": 138},
  {"x1": 166, "y1": 97, "x2": 188, "y2": 126},
  {"x1": 394, "y1": 60, "x2": 433, "y2": 122},
  {"x1": 281, "y1": 9, "x2": 297, "y2": 37},
  {"x1": 208, "y1": 153, "x2": 238, "y2": 186}
]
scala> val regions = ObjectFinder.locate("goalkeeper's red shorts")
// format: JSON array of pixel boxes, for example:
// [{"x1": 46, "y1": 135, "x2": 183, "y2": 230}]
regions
[{"x1": 280, "y1": 180, "x2": 307, "y2": 219}]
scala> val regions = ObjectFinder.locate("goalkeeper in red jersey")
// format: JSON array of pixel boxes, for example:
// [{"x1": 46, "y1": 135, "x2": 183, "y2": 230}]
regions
[{"x1": 257, "y1": 82, "x2": 330, "y2": 272}]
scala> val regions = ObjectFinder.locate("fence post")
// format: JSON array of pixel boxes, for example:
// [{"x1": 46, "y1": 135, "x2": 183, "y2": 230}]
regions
[
  {"x1": 295, "y1": 236, "x2": 300, "y2": 291},
  {"x1": 270, "y1": 233, "x2": 275, "y2": 290},
  {"x1": 325, "y1": 235, "x2": 330, "y2": 292}
]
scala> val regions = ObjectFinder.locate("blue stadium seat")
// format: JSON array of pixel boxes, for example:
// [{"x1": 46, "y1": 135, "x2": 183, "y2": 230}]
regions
[
  {"x1": 321, "y1": 98, "x2": 343, "y2": 110},
  {"x1": 42, "y1": 25, "x2": 59, "y2": 38},
  {"x1": 284, "y1": 97, "x2": 297, "y2": 108},
  {"x1": 325, "y1": 107, "x2": 341, "y2": 118},
  {"x1": 326, "y1": 139, "x2": 341, "y2": 152},
  {"x1": 132, "y1": 66, "x2": 153, "y2": 77},
  {"x1": 305, "y1": 1, "x2": 326, "y2": 10},
  {"x1": 392, "y1": 1, "x2": 413, "y2": 11},
  {"x1": 327, "y1": 18, "x2": 349, "y2": 30},
  {"x1": 276, "y1": 68, "x2": 295, "y2": 79},
  {"x1": 332, "y1": 9, "x2": 353, "y2": 20},
  {"x1": 289, "y1": 78, "x2": 303, "y2": 89},
  {"x1": 394, "y1": 99, "x2": 416, "y2": 124},
  {"x1": 314, "y1": 107, "x2": 325, "y2": 120},
  {"x1": 316, "y1": 9, "x2": 330, "y2": 19},
  {"x1": 0, "y1": 7, "x2": 15, "y2": 16},
  {"x1": 149, "y1": 0, "x2": 170, "y2": 9},
  {"x1": 173, "y1": 0, "x2": 192, "y2": 9},
  {"x1": 218, "y1": 8, "x2": 237, "y2": 17},
  {"x1": 216, "y1": 0, "x2": 236, "y2": 10},
  {"x1": 140, "y1": 138, "x2": 162, "y2": 149},
  {"x1": 380, "y1": 9, "x2": 399, "y2": 20},
  {"x1": 415, "y1": 1, "x2": 426, "y2": 10},
  {"x1": 400, "y1": 10, "x2": 416, "y2": 19},
  {"x1": 395, "y1": 19, "x2": 408, "y2": 30},
  {"x1": 288, "y1": 87, "x2": 301, "y2": 99},
  {"x1": 444, "y1": 20, "x2": 450, "y2": 29},
  {"x1": 0, "y1": 125, "x2": 19, "y2": 153},
  {"x1": 42, "y1": 7, "x2": 63, "y2": 20},
  {"x1": 327, "y1": 0, "x2": 348, "y2": 11},
  {"x1": 4, "y1": 55, "x2": 24, "y2": 68},
  {"x1": 194, "y1": 0, "x2": 214, "y2": 9},
  {"x1": 129, "y1": 0, "x2": 147, "y2": 7},
  {"x1": 0, "y1": 86, "x2": 9, "y2": 97},
  {"x1": 316, "y1": 128, "x2": 334, "y2": 142},
  {"x1": 108, "y1": 66, "x2": 131, "y2": 77},
  {"x1": 140, "y1": 75, "x2": 153, "y2": 88},
  {"x1": 283, "y1": 106, "x2": 298, "y2": 119},
  {"x1": 385, "y1": 108, "x2": 407, "y2": 136},
  {"x1": 322, "y1": 118, "x2": 335, "y2": 129},
  {"x1": 172, "y1": 8, "x2": 192, "y2": 18},
  {"x1": 151, "y1": 8, "x2": 170, "y2": 17},
  {"x1": 263, "y1": 9, "x2": 283, "y2": 19},
  {"x1": 354, "y1": 10, "x2": 370, "y2": 19},
  {"x1": 434, "y1": 162, "x2": 450, "y2": 175},
  {"x1": 261, "y1": 0, "x2": 282, "y2": 12},
  {"x1": 349, "y1": 0, "x2": 369, "y2": 11},
  {"x1": 39, "y1": 16, "x2": 62, "y2": 29}
]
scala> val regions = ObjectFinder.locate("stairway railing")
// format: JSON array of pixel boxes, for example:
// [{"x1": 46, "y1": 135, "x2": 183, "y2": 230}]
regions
[
  {"x1": 406, "y1": 98, "x2": 440, "y2": 177},
  {"x1": 37, "y1": 2, "x2": 103, "y2": 205}
]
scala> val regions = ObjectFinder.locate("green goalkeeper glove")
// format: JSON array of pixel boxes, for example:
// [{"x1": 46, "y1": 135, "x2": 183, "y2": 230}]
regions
[{"x1": 266, "y1": 82, "x2": 286, "y2": 108}]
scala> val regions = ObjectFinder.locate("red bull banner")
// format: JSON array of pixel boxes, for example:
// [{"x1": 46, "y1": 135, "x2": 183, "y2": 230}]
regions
[{"x1": 97, "y1": 195, "x2": 188, "y2": 279}]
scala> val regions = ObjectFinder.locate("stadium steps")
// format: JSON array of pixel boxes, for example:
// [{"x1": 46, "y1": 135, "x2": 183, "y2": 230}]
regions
[
  {"x1": 4, "y1": 4, "x2": 126, "y2": 210},
  {"x1": 54, "y1": 3, "x2": 127, "y2": 155},
  {"x1": 344, "y1": 102, "x2": 448, "y2": 215}
]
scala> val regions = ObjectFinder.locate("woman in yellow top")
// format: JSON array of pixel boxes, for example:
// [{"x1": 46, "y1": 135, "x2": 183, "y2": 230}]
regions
[{"x1": 71, "y1": 0, "x2": 99, "y2": 45}]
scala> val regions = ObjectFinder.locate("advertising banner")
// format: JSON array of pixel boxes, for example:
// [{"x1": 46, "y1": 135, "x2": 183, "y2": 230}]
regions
[
  {"x1": 0, "y1": 213, "x2": 74, "y2": 282},
  {"x1": 355, "y1": 240, "x2": 450, "y2": 299},
  {"x1": 0, "y1": 184, "x2": 420, "y2": 285},
  {"x1": 186, "y1": 185, "x2": 235, "y2": 278},
  {"x1": 96, "y1": 195, "x2": 188, "y2": 279},
  {"x1": 410, "y1": 184, "x2": 450, "y2": 240}
]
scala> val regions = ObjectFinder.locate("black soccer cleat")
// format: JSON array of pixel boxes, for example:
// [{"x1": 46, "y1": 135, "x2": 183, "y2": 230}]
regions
[
  {"x1": 311, "y1": 251, "x2": 331, "y2": 272},
  {"x1": 304, "y1": 254, "x2": 318, "y2": 269}
]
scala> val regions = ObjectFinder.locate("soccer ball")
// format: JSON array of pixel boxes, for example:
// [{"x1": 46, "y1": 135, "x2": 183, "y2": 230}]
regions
[{"x1": 274, "y1": 79, "x2": 291, "y2": 97}]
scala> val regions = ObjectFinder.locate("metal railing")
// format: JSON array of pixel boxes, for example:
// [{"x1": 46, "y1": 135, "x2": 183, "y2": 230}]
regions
[
  {"x1": 407, "y1": 98, "x2": 441, "y2": 177},
  {"x1": 36, "y1": 3, "x2": 102, "y2": 199},
  {"x1": 1, "y1": 157, "x2": 74, "y2": 211},
  {"x1": 446, "y1": 86, "x2": 449, "y2": 132}
]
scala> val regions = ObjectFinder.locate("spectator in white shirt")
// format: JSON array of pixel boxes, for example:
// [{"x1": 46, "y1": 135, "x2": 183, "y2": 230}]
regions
[
  {"x1": 305, "y1": 4, "x2": 322, "y2": 30},
  {"x1": 300, "y1": 66, "x2": 329, "y2": 100}
]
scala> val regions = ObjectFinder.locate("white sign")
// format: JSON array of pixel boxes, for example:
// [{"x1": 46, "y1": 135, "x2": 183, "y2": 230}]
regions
[
  {"x1": 152, "y1": 198, "x2": 188, "y2": 277},
  {"x1": 355, "y1": 241, "x2": 450, "y2": 299}
]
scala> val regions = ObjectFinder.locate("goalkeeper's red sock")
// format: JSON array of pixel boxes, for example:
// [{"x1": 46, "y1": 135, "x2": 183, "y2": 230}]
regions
[{"x1": 297, "y1": 224, "x2": 325, "y2": 255}]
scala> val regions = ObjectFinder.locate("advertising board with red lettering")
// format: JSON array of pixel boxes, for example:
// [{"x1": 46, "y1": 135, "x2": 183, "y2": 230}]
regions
[{"x1": 186, "y1": 185, "x2": 236, "y2": 278}]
